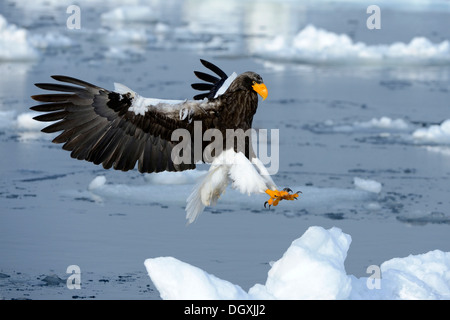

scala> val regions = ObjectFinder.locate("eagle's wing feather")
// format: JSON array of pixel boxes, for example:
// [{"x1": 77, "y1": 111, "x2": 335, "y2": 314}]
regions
[
  {"x1": 191, "y1": 59, "x2": 229, "y2": 100},
  {"x1": 31, "y1": 75, "x2": 219, "y2": 173}
]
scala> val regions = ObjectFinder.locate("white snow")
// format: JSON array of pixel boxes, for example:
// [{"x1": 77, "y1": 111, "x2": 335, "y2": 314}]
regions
[
  {"x1": 318, "y1": 117, "x2": 412, "y2": 134},
  {"x1": 102, "y1": 28, "x2": 149, "y2": 45},
  {"x1": 0, "y1": 14, "x2": 75, "y2": 61},
  {"x1": 145, "y1": 257, "x2": 248, "y2": 300},
  {"x1": 85, "y1": 174, "x2": 379, "y2": 221},
  {"x1": 16, "y1": 112, "x2": 46, "y2": 131},
  {"x1": 101, "y1": 6, "x2": 158, "y2": 23},
  {"x1": 256, "y1": 24, "x2": 450, "y2": 65},
  {"x1": 424, "y1": 146, "x2": 450, "y2": 156},
  {"x1": 144, "y1": 170, "x2": 206, "y2": 185},
  {"x1": 412, "y1": 119, "x2": 450, "y2": 144},
  {"x1": 0, "y1": 14, "x2": 39, "y2": 61},
  {"x1": 354, "y1": 117, "x2": 411, "y2": 131},
  {"x1": 29, "y1": 33, "x2": 73, "y2": 49},
  {"x1": 249, "y1": 226, "x2": 352, "y2": 299},
  {"x1": 88, "y1": 175, "x2": 107, "y2": 191},
  {"x1": 353, "y1": 177, "x2": 382, "y2": 194},
  {"x1": 145, "y1": 226, "x2": 450, "y2": 300},
  {"x1": 0, "y1": 110, "x2": 51, "y2": 132}
]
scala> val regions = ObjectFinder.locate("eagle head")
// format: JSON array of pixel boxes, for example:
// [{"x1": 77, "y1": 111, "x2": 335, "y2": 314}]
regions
[{"x1": 231, "y1": 72, "x2": 268, "y2": 101}]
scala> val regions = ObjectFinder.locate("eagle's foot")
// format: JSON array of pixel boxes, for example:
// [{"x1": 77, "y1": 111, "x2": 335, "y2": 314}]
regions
[{"x1": 264, "y1": 188, "x2": 301, "y2": 209}]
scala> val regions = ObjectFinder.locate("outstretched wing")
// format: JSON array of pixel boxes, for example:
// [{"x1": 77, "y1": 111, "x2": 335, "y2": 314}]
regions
[
  {"x1": 31, "y1": 75, "x2": 219, "y2": 173},
  {"x1": 191, "y1": 59, "x2": 230, "y2": 100}
]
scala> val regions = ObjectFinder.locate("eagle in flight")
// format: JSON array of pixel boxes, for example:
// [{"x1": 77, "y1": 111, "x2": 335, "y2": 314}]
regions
[{"x1": 31, "y1": 59, "x2": 300, "y2": 223}]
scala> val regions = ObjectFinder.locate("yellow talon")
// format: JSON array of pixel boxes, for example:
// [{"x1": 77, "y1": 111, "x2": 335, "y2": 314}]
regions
[{"x1": 264, "y1": 188, "x2": 301, "y2": 208}]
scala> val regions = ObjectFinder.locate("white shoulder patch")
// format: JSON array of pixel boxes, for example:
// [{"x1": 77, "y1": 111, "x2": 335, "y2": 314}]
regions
[
  {"x1": 114, "y1": 82, "x2": 135, "y2": 97},
  {"x1": 113, "y1": 82, "x2": 185, "y2": 116},
  {"x1": 214, "y1": 72, "x2": 237, "y2": 98}
]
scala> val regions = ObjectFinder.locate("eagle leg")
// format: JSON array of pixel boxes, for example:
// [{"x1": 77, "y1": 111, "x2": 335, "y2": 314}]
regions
[{"x1": 264, "y1": 188, "x2": 301, "y2": 208}]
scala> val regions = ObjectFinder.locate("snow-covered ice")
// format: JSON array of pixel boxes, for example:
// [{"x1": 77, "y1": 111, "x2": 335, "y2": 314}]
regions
[
  {"x1": 101, "y1": 6, "x2": 158, "y2": 23},
  {"x1": 0, "y1": 14, "x2": 75, "y2": 61},
  {"x1": 317, "y1": 117, "x2": 412, "y2": 134},
  {"x1": 0, "y1": 111, "x2": 51, "y2": 132},
  {"x1": 16, "y1": 112, "x2": 47, "y2": 131},
  {"x1": 256, "y1": 25, "x2": 450, "y2": 65},
  {"x1": 307, "y1": 116, "x2": 450, "y2": 148},
  {"x1": 424, "y1": 146, "x2": 450, "y2": 157},
  {"x1": 144, "y1": 170, "x2": 206, "y2": 185},
  {"x1": 85, "y1": 174, "x2": 379, "y2": 215},
  {"x1": 353, "y1": 177, "x2": 382, "y2": 194},
  {"x1": 29, "y1": 33, "x2": 73, "y2": 50},
  {"x1": 0, "y1": 14, "x2": 38, "y2": 61},
  {"x1": 145, "y1": 226, "x2": 450, "y2": 300},
  {"x1": 412, "y1": 120, "x2": 450, "y2": 144}
]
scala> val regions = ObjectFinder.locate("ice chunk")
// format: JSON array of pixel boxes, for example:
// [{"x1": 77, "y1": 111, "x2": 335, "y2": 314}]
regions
[
  {"x1": 307, "y1": 117, "x2": 412, "y2": 134},
  {"x1": 353, "y1": 177, "x2": 382, "y2": 194},
  {"x1": 412, "y1": 119, "x2": 450, "y2": 144},
  {"x1": 101, "y1": 6, "x2": 158, "y2": 23},
  {"x1": 16, "y1": 112, "x2": 46, "y2": 131},
  {"x1": 424, "y1": 146, "x2": 450, "y2": 157},
  {"x1": 88, "y1": 176, "x2": 107, "y2": 191},
  {"x1": 256, "y1": 24, "x2": 450, "y2": 65},
  {"x1": 351, "y1": 250, "x2": 450, "y2": 299},
  {"x1": 29, "y1": 33, "x2": 73, "y2": 49},
  {"x1": 0, "y1": 14, "x2": 73, "y2": 61},
  {"x1": 249, "y1": 226, "x2": 352, "y2": 300},
  {"x1": 379, "y1": 250, "x2": 450, "y2": 299},
  {"x1": 144, "y1": 170, "x2": 206, "y2": 185},
  {"x1": 355, "y1": 117, "x2": 410, "y2": 131},
  {"x1": 0, "y1": 14, "x2": 39, "y2": 61},
  {"x1": 145, "y1": 227, "x2": 353, "y2": 300},
  {"x1": 144, "y1": 257, "x2": 248, "y2": 300},
  {"x1": 145, "y1": 226, "x2": 450, "y2": 300}
]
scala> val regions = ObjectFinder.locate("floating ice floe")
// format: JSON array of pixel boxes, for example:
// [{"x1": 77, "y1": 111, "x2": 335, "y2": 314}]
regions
[
  {"x1": 256, "y1": 25, "x2": 450, "y2": 65},
  {"x1": 101, "y1": 6, "x2": 158, "y2": 23},
  {"x1": 29, "y1": 32, "x2": 73, "y2": 49},
  {"x1": 412, "y1": 119, "x2": 450, "y2": 145},
  {"x1": 307, "y1": 117, "x2": 412, "y2": 134},
  {"x1": 86, "y1": 174, "x2": 378, "y2": 215},
  {"x1": 145, "y1": 226, "x2": 450, "y2": 300},
  {"x1": 144, "y1": 170, "x2": 207, "y2": 185},
  {"x1": 423, "y1": 146, "x2": 450, "y2": 157},
  {"x1": 0, "y1": 14, "x2": 39, "y2": 61},
  {"x1": 0, "y1": 111, "x2": 50, "y2": 132},
  {"x1": 353, "y1": 177, "x2": 382, "y2": 194},
  {"x1": 0, "y1": 14, "x2": 74, "y2": 61},
  {"x1": 16, "y1": 112, "x2": 48, "y2": 131},
  {"x1": 308, "y1": 116, "x2": 450, "y2": 147}
]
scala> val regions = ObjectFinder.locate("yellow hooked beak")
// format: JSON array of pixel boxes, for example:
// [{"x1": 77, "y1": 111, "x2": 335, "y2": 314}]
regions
[{"x1": 252, "y1": 82, "x2": 268, "y2": 101}]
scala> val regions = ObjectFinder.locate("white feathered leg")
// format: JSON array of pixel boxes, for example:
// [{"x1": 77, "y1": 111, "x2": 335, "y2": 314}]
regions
[
  {"x1": 185, "y1": 164, "x2": 230, "y2": 224},
  {"x1": 185, "y1": 150, "x2": 277, "y2": 224}
]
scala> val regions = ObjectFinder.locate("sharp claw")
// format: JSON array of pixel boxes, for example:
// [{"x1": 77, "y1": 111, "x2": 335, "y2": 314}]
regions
[
  {"x1": 283, "y1": 187, "x2": 293, "y2": 193},
  {"x1": 297, "y1": 191, "x2": 302, "y2": 194},
  {"x1": 264, "y1": 201, "x2": 268, "y2": 208}
]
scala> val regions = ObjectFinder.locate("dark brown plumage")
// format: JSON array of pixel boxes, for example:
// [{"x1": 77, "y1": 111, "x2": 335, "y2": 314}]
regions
[{"x1": 30, "y1": 60, "x2": 267, "y2": 174}]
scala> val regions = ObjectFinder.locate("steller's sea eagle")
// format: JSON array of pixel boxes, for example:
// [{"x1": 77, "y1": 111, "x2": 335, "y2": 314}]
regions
[{"x1": 31, "y1": 59, "x2": 300, "y2": 223}]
